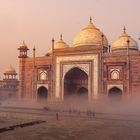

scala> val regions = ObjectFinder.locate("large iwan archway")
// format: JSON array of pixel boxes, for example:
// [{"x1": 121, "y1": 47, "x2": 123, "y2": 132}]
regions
[
  {"x1": 108, "y1": 87, "x2": 122, "y2": 100},
  {"x1": 64, "y1": 67, "x2": 88, "y2": 100},
  {"x1": 37, "y1": 86, "x2": 48, "y2": 100}
]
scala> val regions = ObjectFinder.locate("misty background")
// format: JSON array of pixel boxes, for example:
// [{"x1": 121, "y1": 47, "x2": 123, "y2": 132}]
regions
[{"x1": 0, "y1": 0, "x2": 140, "y2": 78}]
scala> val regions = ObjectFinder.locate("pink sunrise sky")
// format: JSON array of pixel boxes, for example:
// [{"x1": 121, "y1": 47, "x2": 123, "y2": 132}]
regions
[{"x1": 0, "y1": 0, "x2": 140, "y2": 78}]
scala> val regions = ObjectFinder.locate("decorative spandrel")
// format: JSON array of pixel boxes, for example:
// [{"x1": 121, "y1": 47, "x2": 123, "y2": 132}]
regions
[{"x1": 63, "y1": 64, "x2": 90, "y2": 78}]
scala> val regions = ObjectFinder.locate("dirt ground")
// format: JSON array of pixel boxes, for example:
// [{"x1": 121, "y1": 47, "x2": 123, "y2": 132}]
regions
[{"x1": 0, "y1": 110, "x2": 140, "y2": 140}]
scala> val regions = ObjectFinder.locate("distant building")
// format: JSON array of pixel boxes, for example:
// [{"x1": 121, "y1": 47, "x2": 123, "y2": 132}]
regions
[
  {"x1": 0, "y1": 65, "x2": 19, "y2": 100},
  {"x1": 18, "y1": 19, "x2": 140, "y2": 102}
]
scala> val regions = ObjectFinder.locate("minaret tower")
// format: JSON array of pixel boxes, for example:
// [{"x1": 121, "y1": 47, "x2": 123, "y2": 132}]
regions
[{"x1": 18, "y1": 41, "x2": 29, "y2": 99}]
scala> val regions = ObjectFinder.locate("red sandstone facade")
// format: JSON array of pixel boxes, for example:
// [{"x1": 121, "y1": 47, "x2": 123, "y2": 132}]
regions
[{"x1": 18, "y1": 20, "x2": 140, "y2": 102}]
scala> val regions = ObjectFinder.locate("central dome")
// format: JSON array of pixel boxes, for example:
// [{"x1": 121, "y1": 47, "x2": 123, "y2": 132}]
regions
[{"x1": 73, "y1": 19, "x2": 108, "y2": 48}]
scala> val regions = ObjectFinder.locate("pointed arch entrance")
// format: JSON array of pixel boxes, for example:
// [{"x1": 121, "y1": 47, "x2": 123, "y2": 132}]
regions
[
  {"x1": 64, "y1": 67, "x2": 88, "y2": 100},
  {"x1": 108, "y1": 87, "x2": 122, "y2": 100},
  {"x1": 37, "y1": 86, "x2": 48, "y2": 100}
]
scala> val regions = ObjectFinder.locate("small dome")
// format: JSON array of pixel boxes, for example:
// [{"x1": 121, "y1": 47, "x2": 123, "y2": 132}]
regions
[
  {"x1": 73, "y1": 18, "x2": 108, "y2": 48},
  {"x1": 112, "y1": 27, "x2": 138, "y2": 52},
  {"x1": 48, "y1": 35, "x2": 69, "y2": 53},
  {"x1": 4, "y1": 65, "x2": 16, "y2": 74}
]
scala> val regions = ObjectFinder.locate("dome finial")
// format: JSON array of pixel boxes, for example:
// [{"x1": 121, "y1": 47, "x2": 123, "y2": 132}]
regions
[
  {"x1": 52, "y1": 37, "x2": 54, "y2": 41},
  {"x1": 22, "y1": 40, "x2": 26, "y2": 46},
  {"x1": 33, "y1": 46, "x2": 36, "y2": 51},
  {"x1": 90, "y1": 16, "x2": 92, "y2": 23},
  {"x1": 60, "y1": 34, "x2": 63, "y2": 40},
  {"x1": 123, "y1": 26, "x2": 126, "y2": 34}
]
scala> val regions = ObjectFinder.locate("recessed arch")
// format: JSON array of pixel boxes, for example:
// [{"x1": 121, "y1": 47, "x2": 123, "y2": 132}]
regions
[
  {"x1": 64, "y1": 67, "x2": 88, "y2": 100},
  {"x1": 38, "y1": 70, "x2": 47, "y2": 81},
  {"x1": 108, "y1": 87, "x2": 122, "y2": 100},
  {"x1": 37, "y1": 86, "x2": 48, "y2": 100},
  {"x1": 111, "y1": 70, "x2": 120, "y2": 80}
]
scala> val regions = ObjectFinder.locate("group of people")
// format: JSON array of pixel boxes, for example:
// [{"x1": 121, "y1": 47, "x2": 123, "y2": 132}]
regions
[{"x1": 55, "y1": 109, "x2": 95, "y2": 120}]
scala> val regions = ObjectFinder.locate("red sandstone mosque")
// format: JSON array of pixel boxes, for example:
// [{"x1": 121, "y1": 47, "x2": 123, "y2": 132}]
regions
[{"x1": 17, "y1": 18, "x2": 140, "y2": 102}]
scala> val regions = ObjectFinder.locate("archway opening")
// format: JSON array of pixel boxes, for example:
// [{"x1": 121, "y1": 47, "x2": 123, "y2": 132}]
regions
[
  {"x1": 37, "y1": 86, "x2": 48, "y2": 101},
  {"x1": 64, "y1": 67, "x2": 88, "y2": 100},
  {"x1": 77, "y1": 87, "x2": 88, "y2": 96},
  {"x1": 108, "y1": 87, "x2": 122, "y2": 101}
]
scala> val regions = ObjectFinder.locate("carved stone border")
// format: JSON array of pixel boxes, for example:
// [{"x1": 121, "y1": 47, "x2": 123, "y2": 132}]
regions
[{"x1": 55, "y1": 54, "x2": 99, "y2": 100}]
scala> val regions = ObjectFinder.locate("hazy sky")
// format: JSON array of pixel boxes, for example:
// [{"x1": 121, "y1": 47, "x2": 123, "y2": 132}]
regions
[{"x1": 0, "y1": 0, "x2": 140, "y2": 77}]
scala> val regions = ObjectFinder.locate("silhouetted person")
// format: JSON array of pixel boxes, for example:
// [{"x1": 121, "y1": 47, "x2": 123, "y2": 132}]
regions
[
  {"x1": 56, "y1": 112, "x2": 59, "y2": 120},
  {"x1": 92, "y1": 112, "x2": 95, "y2": 117}
]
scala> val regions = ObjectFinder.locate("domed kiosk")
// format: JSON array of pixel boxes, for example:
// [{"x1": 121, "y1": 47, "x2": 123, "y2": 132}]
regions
[
  {"x1": 4, "y1": 65, "x2": 17, "y2": 80},
  {"x1": 0, "y1": 65, "x2": 18, "y2": 99}
]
